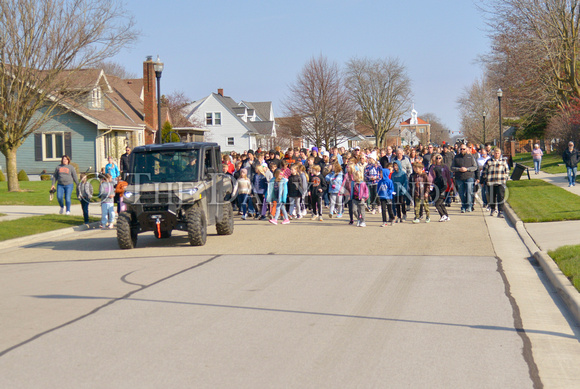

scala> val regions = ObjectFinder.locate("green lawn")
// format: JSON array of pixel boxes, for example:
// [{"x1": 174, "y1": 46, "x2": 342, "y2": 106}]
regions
[
  {"x1": 506, "y1": 180, "x2": 580, "y2": 222},
  {"x1": 513, "y1": 152, "x2": 568, "y2": 174},
  {"x1": 0, "y1": 214, "x2": 99, "y2": 241},
  {"x1": 0, "y1": 180, "x2": 100, "y2": 206},
  {"x1": 548, "y1": 245, "x2": 580, "y2": 292}
]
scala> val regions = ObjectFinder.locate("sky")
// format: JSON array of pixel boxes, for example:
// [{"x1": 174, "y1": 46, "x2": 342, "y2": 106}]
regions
[{"x1": 111, "y1": 0, "x2": 491, "y2": 135}]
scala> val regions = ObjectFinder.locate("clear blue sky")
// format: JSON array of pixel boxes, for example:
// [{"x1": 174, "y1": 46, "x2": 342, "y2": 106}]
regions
[{"x1": 111, "y1": 0, "x2": 490, "y2": 134}]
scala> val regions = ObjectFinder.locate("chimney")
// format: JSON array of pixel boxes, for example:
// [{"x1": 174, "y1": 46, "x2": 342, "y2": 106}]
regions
[
  {"x1": 218, "y1": 88, "x2": 224, "y2": 96},
  {"x1": 143, "y1": 56, "x2": 158, "y2": 143}
]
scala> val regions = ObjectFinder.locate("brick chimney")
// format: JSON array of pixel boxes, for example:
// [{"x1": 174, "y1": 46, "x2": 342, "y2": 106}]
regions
[
  {"x1": 218, "y1": 88, "x2": 224, "y2": 96},
  {"x1": 143, "y1": 56, "x2": 158, "y2": 144}
]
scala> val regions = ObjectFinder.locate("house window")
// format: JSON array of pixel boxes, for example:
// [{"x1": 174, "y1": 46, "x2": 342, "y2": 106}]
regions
[
  {"x1": 227, "y1": 137, "x2": 234, "y2": 146},
  {"x1": 44, "y1": 133, "x2": 64, "y2": 160},
  {"x1": 206, "y1": 112, "x2": 222, "y2": 125},
  {"x1": 419, "y1": 128, "x2": 425, "y2": 133},
  {"x1": 90, "y1": 88, "x2": 102, "y2": 109}
]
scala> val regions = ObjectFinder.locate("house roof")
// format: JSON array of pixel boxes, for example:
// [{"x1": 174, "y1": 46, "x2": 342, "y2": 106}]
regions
[
  {"x1": 249, "y1": 121, "x2": 275, "y2": 136},
  {"x1": 400, "y1": 117, "x2": 429, "y2": 126},
  {"x1": 242, "y1": 101, "x2": 273, "y2": 121}
]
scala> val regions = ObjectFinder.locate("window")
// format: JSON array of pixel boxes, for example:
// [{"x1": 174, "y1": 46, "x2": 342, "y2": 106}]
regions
[
  {"x1": 44, "y1": 133, "x2": 64, "y2": 160},
  {"x1": 206, "y1": 112, "x2": 222, "y2": 126},
  {"x1": 90, "y1": 88, "x2": 102, "y2": 109},
  {"x1": 227, "y1": 137, "x2": 234, "y2": 146}
]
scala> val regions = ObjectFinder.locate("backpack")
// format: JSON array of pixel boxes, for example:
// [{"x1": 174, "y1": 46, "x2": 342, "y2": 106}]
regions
[{"x1": 353, "y1": 182, "x2": 362, "y2": 200}]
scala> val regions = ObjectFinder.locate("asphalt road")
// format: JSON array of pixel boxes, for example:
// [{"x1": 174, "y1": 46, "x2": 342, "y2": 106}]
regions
[{"x1": 0, "y1": 207, "x2": 578, "y2": 388}]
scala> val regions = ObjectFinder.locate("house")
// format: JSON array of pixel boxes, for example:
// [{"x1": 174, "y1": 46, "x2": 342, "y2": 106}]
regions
[
  {"x1": 14, "y1": 58, "x2": 163, "y2": 176},
  {"x1": 399, "y1": 107, "x2": 430, "y2": 146},
  {"x1": 182, "y1": 89, "x2": 276, "y2": 153}
]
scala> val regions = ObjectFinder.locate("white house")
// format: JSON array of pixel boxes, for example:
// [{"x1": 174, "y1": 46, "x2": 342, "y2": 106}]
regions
[{"x1": 182, "y1": 89, "x2": 276, "y2": 153}]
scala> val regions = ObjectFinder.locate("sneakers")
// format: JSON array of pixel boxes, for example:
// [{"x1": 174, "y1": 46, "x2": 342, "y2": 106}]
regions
[
  {"x1": 336, "y1": 213, "x2": 343, "y2": 218},
  {"x1": 241, "y1": 215, "x2": 246, "y2": 220},
  {"x1": 461, "y1": 209, "x2": 466, "y2": 213},
  {"x1": 282, "y1": 219, "x2": 290, "y2": 224},
  {"x1": 439, "y1": 215, "x2": 447, "y2": 222},
  {"x1": 269, "y1": 219, "x2": 278, "y2": 225},
  {"x1": 490, "y1": 209, "x2": 498, "y2": 217},
  {"x1": 311, "y1": 215, "x2": 318, "y2": 221},
  {"x1": 259, "y1": 215, "x2": 267, "y2": 220},
  {"x1": 402, "y1": 214, "x2": 407, "y2": 221},
  {"x1": 59, "y1": 207, "x2": 64, "y2": 214},
  {"x1": 413, "y1": 218, "x2": 420, "y2": 224},
  {"x1": 356, "y1": 220, "x2": 361, "y2": 227},
  {"x1": 359, "y1": 222, "x2": 367, "y2": 227},
  {"x1": 107, "y1": 224, "x2": 114, "y2": 229},
  {"x1": 349, "y1": 220, "x2": 354, "y2": 225},
  {"x1": 318, "y1": 215, "x2": 323, "y2": 221},
  {"x1": 497, "y1": 212, "x2": 504, "y2": 218},
  {"x1": 425, "y1": 217, "x2": 430, "y2": 223},
  {"x1": 328, "y1": 213, "x2": 333, "y2": 219},
  {"x1": 65, "y1": 211, "x2": 70, "y2": 215},
  {"x1": 381, "y1": 222, "x2": 389, "y2": 227}
]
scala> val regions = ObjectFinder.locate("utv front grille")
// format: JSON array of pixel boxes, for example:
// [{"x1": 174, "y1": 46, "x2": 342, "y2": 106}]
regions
[{"x1": 139, "y1": 191, "x2": 181, "y2": 204}]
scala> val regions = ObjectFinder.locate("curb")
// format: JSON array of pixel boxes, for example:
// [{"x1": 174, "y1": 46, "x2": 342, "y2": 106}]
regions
[
  {"x1": 0, "y1": 222, "x2": 101, "y2": 250},
  {"x1": 503, "y1": 203, "x2": 580, "y2": 324}
]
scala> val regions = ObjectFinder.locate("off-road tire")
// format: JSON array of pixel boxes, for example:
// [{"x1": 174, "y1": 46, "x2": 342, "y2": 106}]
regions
[
  {"x1": 215, "y1": 201, "x2": 234, "y2": 235},
  {"x1": 187, "y1": 207, "x2": 207, "y2": 246},
  {"x1": 117, "y1": 212, "x2": 138, "y2": 249}
]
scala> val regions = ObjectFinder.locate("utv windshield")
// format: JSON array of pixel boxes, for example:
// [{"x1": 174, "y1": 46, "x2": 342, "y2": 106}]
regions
[{"x1": 129, "y1": 149, "x2": 200, "y2": 184}]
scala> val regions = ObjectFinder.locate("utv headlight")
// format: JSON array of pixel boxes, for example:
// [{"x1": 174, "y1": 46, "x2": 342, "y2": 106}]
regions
[
  {"x1": 179, "y1": 188, "x2": 198, "y2": 196},
  {"x1": 124, "y1": 191, "x2": 136, "y2": 199}
]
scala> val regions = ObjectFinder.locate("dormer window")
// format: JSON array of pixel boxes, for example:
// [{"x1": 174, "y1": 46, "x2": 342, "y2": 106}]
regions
[{"x1": 90, "y1": 87, "x2": 103, "y2": 109}]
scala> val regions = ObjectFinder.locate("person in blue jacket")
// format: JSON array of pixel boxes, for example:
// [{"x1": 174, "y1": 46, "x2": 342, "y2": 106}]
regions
[
  {"x1": 391, "y1": 159, "x2": 408, "y2": 223},
  {"x1": 325, "y1": 162, "x2": 344, "y2": 218},
  {"x1": 377, "y1": 165, "x2": 396, "y2": 226},
  {"x1": 266, "y1": 169, "x2": 289, "y2": 225}
]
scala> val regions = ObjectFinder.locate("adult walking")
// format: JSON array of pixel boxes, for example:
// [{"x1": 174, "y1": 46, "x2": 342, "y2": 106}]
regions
[
  {"x1": 51, "y1": 155, "x2": 79, "y2": 215},
  {"x1": 531, "y1": 144, "x2": 543, "y2": 175},
  {"x1": 451, "y1": 144, "x2": 478, "y2": 213},
  {"x1": 428, "y1": 153, "x2": 452, "y2": 222},
  {"x1": 119, "y1": 147, "x2": 131, "y2": 181},
  {"x1": 562, "y1": 141, "x2": 579, "y2": 187},
  {"x1": 481, "y1": 148, "x2": 510, "y2": 218}
]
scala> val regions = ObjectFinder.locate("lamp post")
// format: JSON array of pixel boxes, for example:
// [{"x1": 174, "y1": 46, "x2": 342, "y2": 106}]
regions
[
  {"x1": 482, "y1": 110, "x2": 487, "y2": 144},
  {"x1": 497, "y1": 88, "x2": 503, "y2": 151},
  {"x1": 154, "y1": 55, "x2": 164, "y2": 144}
]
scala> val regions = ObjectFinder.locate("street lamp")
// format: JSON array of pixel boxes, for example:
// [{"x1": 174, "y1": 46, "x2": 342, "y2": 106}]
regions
[
  {"x1": 482, "y1": 110, "x2": 487, "y2": 144},
  {"x1": 497, "y1": 88, "x2": 503, "y2": 151},
  {"x1": 154, "y1": 55, "x2": 164, "y2": 144}
]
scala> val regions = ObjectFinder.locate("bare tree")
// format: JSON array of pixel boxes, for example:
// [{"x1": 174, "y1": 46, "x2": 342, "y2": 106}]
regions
[
  {"x1": 163, "y1": 91, "x2": 202, "y2": 128},
  {"x1": 345, "y1": 57, "x2": 412, "y2": 147},
  {"x1": 421, "y1": 113, "x2": 451, "y2": 145},
  {"x1": 284, "y1": 55, "x2": 355, "y2": 149},
  {"x1": 0, "y1": 0, "x2": 137, "y2": 191},
  {"x1": 95, "y1": 60, "x2": 137, "y2": 79},
  {"x1": 482, "y1": 0, "x2": 580, "y2": 123},
  {"x1": 457, "y1": 76, "x2": 501, "y2": 145}
]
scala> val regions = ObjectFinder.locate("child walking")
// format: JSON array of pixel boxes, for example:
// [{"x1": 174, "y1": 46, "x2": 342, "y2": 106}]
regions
[
  {"x1": 267, "y1": 169, "x2": 290, "y2": 225},
  {"x1": 309, "y1": 164, "x2": 327, "y2": 221},
  {"x1": 77, "y1": 173, "x2": 93, "y2": 224},
  {"x1": 237, "y1": 168, "x2": 252, "y2": 220},
  {"x1": 377, "y1": 165, "x2": 396, "y2": 226},
  {"x1": 352, "y1": 170, "x2": 369, "y2": 227},
  {"x1": 99, "y1": 173, "x2": 115, "y2": 228},
  {"x1": 288, "y1": 164, "x2": 303, "y2": 219},
  {"x1": 412, "y1": 162, "x2": 431, "y2": 223},
  {"x1": 326, "y1": 162, "x2": 344, "y2": 218}
]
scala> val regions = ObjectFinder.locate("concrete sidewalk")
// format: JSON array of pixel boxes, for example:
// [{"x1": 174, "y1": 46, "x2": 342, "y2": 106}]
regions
[{"x1": 0, "y1": 204, "x2": 102, "y2": 222}]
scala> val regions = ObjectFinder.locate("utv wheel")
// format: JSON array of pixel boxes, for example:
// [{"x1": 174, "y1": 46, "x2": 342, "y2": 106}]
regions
[
  {"x1": 187, "y1": 207, "x2": 207, "y2": 246},
  {"x1": 216, "y1": 201, "x2": 234, "y2": 235},
  {"x1": 117, "y1": 212, "x2": 138, "y2": 249}
]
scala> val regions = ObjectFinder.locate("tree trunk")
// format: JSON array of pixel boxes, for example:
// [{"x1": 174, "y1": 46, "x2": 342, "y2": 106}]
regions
[{"x1": 3, "y1": 148, "x2": 20, "y2": 192}]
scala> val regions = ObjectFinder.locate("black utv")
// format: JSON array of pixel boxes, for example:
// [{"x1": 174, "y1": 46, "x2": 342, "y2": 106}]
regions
[{"x1": 116, "y1": 142, "x2": 234, "y2": 249}]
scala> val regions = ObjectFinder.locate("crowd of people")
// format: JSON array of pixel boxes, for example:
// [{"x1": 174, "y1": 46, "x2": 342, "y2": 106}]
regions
[{"x1": 223, "y1": 142, "x2": 511, "y2": 227}]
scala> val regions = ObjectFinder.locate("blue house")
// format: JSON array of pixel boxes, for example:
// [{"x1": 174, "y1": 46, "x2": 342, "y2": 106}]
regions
[{"x1": 13, "y1": 67, "x2": 157, "y2": 176}]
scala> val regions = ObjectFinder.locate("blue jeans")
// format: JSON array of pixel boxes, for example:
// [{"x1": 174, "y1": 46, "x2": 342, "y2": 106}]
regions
[
  {"x1": 533, "y1": 159, "x2": 541, "y2": 174},
  {"x1": 57, "y1": 184, "x2": 74, "y2": 212},
  {"x1": 274, "y1": 202, "x2": 288, "y2": 220},
  {"x1": 567, "y1": 167, "x2": 577, "y2": 186},
  {"x1": 238, "y1": 193, "x2": 250, "y2": 216},
  {"x1": 456, "y1": 178, "x2": 474, "y2": 211},
  {"x1": 81, "y1": 199, "x2": 90, "y2": 223},
  {"x1": 101, "y1": 202, "x2": 115, "y2": 227}
]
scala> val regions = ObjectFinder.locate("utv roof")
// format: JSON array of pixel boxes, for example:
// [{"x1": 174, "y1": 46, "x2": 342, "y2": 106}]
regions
[{"x1": 132, "y1": 142, "x2": 219, "y2": 152}]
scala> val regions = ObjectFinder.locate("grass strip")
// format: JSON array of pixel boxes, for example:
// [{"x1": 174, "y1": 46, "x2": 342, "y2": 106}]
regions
[
  {"x1": 548, "y1": 245, "x2": 580, "y2": 292},
  {"x1": 0, "y1": 214, "x2": 98, "y2": 241},
  {"x1": 506, "y1": 180, "x2": 580, "y2": 222},
  {"x1": 513, "y1": 152, "x2": 569, "y2": 174},
  {"x1": 0, "y1": 181, "x2": 100, "y2": 206}
]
